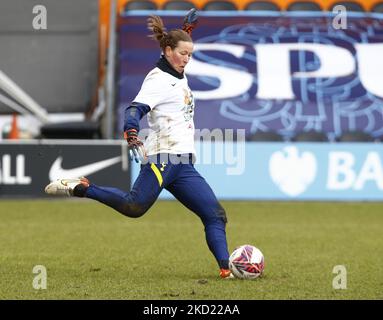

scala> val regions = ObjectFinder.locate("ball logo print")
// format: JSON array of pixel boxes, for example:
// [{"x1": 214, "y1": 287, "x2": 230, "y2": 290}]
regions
[
  {"x1": 229, "y1": 245, "x2": 265, "y2": 279},
  {"x1": 269, "y1": 146, "x2": 317, "y2": 197}
]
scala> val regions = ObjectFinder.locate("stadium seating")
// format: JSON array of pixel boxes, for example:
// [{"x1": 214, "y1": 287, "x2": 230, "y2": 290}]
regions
[
  {"x1": 287, "y1": 1, "x2": 323, "y2": 11},
  {"x1": 202, "y1": 1, "x2": 237, "y2": 10},
  {"x1": 163, "y1": 0, "x2": 195, "y2": 10},
  {"x1": 245, "y1": 1, "x2": 280, "y2": 11},
  {"x1": 124, "y1": 0, "x2": 157, "y2": 10},
  {"x1": 292, "y1": 131, "x2": 329, "y2": 142},
  {"x1": 120, "y1": 0, "x2": 383, "y2": 13},
  {"x1": 119, "y1": 0, "x2": 383, "y2": 12}
]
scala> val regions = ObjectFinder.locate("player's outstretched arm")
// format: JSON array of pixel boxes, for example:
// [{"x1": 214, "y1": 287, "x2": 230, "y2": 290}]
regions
[
  {"x1": 124, "y1": 129, "x2": 146, "y2": 163},
  {"x1": 123, "y1": 102, "x2": 150, "y2": 163}
]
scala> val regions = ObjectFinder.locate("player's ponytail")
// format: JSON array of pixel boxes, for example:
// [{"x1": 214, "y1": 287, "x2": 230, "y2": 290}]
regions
[
  {"x1": 147, "y1": 14, "x2": 193, "y2": 52},
  {"x1": 147, "y1": 15, "x2": 167, "y2": 43}
]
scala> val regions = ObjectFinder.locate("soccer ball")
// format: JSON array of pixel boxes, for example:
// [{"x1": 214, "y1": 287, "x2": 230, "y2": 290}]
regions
[{"x1": 229, "y1": 245, "x2": 265, "y2": 279}]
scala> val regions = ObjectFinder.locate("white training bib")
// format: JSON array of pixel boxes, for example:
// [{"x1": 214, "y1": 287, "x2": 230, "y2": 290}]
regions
[{"x1": 133, "y1": 67, "x2": 195, "y2": 156}]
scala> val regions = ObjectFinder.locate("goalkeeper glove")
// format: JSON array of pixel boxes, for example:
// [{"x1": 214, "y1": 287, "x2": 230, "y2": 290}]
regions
[
  {"x1": 182, "y1": 8, "x2": 198, "y2": 35},
  {"x1": 124, "y1": 129, "x2": 146, "y2": 163}
]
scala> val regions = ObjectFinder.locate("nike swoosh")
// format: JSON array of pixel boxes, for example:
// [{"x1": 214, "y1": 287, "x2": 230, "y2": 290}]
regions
[
  {"x1": 49, "y1": 156, "x2": 122, "y2": 181},
  {"x1": 171, "y1": 83, "x2": 176, "y2": 86}
]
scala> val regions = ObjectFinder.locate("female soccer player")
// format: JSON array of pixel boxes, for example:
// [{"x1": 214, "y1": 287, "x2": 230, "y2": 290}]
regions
[{"x1": 45, "y1": 9, "x2": 232, "y2": 279}]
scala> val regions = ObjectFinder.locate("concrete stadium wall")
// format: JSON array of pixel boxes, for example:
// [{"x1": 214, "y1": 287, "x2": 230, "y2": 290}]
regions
[{"x1": 0, "y1": 0, "x2": 99, "y2": 114}]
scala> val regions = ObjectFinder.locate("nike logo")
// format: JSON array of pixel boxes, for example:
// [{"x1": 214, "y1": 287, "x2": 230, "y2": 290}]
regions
[
  {"x1": 171, "y1": 83, "x2": 176, "y2": 86},
  {"x1": 49, "y1": 156, "x2": 122, "y2": 181}
]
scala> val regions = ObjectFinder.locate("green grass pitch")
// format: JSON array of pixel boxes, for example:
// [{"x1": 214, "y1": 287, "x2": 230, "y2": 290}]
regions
[{"x1": 0, "y1": 199, "x2": 382, "y2": 299}]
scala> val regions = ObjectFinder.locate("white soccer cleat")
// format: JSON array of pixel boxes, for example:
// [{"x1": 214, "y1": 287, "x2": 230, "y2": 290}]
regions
[{"x1": 44, "y1": 178, "x2": 90, "y2": 196}]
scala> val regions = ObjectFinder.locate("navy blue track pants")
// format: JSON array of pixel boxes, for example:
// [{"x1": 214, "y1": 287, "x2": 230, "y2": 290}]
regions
[{"x1": 84, "y1": 154, "x2": 230, "y2": 269}]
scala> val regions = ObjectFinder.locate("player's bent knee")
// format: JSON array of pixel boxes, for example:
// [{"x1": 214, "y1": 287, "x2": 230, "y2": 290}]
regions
[
  {"x1": 119, "y1": 202, "x2": 150, "y2": 218},
  {"x1": 215, "y1": 204, "x2": 228, "y2": 224},
  {"x1": 200, "y1": 204, "x2": 228, "y2": 226}
]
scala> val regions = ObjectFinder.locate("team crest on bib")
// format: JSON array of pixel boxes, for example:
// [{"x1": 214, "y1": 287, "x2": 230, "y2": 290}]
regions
[{"x1": 183, "y1": 88, "x2": 194, "y2": 121}]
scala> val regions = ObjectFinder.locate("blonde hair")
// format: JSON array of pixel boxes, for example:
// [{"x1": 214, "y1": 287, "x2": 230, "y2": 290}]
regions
[{"x1": 147, "y1": 15, "x2": 192, "y2": 51}]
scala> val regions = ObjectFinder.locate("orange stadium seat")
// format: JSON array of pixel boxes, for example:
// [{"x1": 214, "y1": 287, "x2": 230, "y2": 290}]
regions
[
  {"x1": 287, "y1": 1, "x2": 322, "y2": 11},
  {"x1": 203, "y1": 0, "x2": 237, "y2": 10},
  {"x1": 269, "y1": 0, "x2": 379, "y2": 11},
  {"x1": 163, "y1": 0, "x2": 196, "y2": 10},
  {"x1": 371, "y1": 1, "x2": 383, "y2": 11},
  {"x1": 329, "y1": 1, "x2": 365, "y2": 11},
  {"x1": 245, "y1": 1, "x2": 280, "y2": 11},
  {"x1": 124, "y1": 0, "x2": 157, "y2": 10}
]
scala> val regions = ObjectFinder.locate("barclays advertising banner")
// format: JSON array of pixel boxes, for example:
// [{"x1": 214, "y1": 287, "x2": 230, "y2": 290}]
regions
[
  {"x1": 131, "y1": 141, "x2": 383, "y2": 201},
  {"x1": 118, "y1": 12, "x2": 383, "y2": 140}
]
